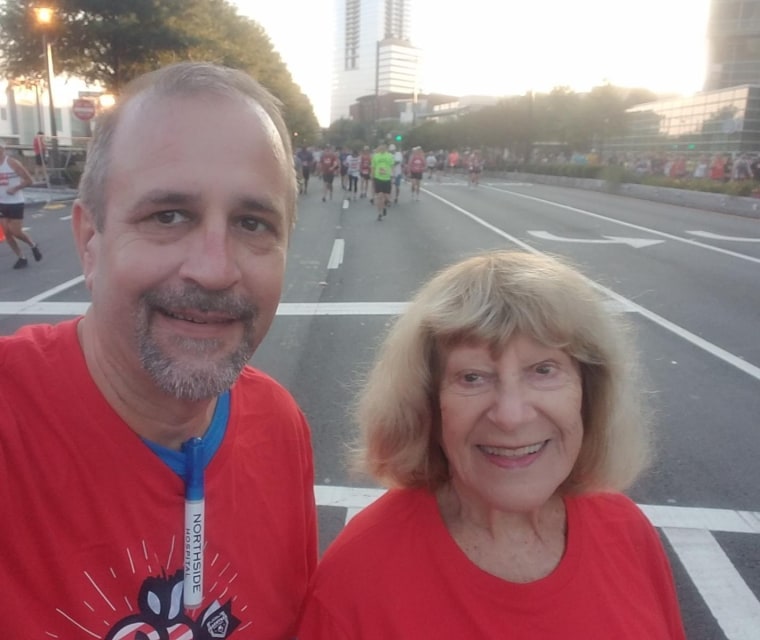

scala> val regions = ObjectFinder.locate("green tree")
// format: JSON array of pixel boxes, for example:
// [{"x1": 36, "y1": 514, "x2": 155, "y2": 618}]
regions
[
  {"x1": 402, "y1": 83, "x2": 661, "y2": 163},
  {"x1": 0, "y1": 0, "x2": 319, "y2": 140},
  {"x1": 0, "y1": 0, "x2": 196, "y2": 89}
]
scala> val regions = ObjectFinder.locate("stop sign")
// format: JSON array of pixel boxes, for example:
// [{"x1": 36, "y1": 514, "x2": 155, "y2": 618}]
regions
[{"x1": 72, "y1": 98, "x2": 96, "y2": 121}]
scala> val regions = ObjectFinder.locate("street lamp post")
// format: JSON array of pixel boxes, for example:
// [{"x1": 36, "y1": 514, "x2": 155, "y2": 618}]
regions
[{"x1": 34, "y1": 7, "x2": 59, "y2": 178}]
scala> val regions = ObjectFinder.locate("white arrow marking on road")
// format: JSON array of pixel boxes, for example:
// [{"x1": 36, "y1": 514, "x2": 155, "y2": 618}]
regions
[
  {"x1": 527, "y1": 230, "x2": 664, "y2": 248},
  {"x1": 687, "y1": 231, "x2": 760, "y2": 242}
]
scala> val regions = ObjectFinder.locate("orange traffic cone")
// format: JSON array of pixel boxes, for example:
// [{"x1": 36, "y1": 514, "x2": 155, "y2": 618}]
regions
[{"x1": 0, "y1": 225, "x2": 5, "y2": 242}]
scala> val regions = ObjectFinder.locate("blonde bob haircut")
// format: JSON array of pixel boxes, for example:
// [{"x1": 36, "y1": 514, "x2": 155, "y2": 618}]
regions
[{"x1": 355, "y1": 250, "x2": 652, "y2": 494}]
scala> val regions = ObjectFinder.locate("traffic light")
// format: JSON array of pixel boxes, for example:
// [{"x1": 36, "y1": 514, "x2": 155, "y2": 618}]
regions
[{"x1": 395, "y1": 134, "x2": 403, "y2": 142}]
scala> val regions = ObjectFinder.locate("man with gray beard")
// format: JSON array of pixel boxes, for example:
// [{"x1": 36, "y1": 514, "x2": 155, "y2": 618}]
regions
[{"x1": 0, "y1": 63, "x2": 317, "y2": 640}]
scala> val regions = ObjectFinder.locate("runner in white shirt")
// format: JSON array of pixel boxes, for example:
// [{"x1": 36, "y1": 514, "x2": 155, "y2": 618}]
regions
[{"x1": 0, "y1": 141, "x2": 41, "y2": 269}]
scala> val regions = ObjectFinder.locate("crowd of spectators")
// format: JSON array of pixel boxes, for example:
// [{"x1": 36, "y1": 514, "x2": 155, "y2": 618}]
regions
[{"x1": 531, "y1": 149, "x2": 760, "y2": 183}]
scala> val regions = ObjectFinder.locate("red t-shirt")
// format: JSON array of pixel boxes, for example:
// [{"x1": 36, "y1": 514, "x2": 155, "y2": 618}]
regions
[
  {"x1": 320, "y1": 151, "x2": 338, "y2": 175},
  {"x1": 409, "y1": 154, "x2": 426, "y2": 173},
  {"x1": 0, "y1": 320, "x2": 317, "y2": 639},
  {"x1": 297, "y1": 488, "x2": 686, "y2": 639}
]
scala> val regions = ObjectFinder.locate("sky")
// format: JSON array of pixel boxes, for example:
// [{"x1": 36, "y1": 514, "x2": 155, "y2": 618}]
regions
[{"x1": 233, "y1": 0, "x2": 713, "y2": 127}]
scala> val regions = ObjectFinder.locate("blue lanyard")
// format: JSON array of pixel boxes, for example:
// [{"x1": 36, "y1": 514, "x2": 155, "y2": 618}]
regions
[{"x1": 143, "y1": 390, "x2": 230, "y2": 476}]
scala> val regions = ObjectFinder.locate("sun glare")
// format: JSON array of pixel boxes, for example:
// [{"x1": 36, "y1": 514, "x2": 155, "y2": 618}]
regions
[{"x1": 237, "y1": 0, "x2": 712, "y2": 126}]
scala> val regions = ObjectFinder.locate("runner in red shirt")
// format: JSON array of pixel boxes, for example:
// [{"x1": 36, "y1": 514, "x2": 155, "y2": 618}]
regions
[
  {"x1": 320, "y1": 145, "x2": 340, "y2": 202},
  {"x1": 468, "y1": 149, "x2": 483, "y2": 188},
  {"x1": 407, "y1": 147, "x2": 426, "y2": 201}
]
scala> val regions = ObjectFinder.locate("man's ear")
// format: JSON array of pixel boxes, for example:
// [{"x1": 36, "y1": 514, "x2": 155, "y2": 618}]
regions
[{"x1": 71, "y1": 199, "x2": 98, "y2": 292}]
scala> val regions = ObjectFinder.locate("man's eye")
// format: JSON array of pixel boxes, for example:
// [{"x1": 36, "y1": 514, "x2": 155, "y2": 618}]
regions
[
  {"x1": 239, "y1": 216, "x2": 275, "y2": 234},
  {"x1": 153, "y1": 210, "x2": 187, "y2": 225}
]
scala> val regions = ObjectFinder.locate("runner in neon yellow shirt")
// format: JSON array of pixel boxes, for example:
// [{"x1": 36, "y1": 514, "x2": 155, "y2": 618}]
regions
[{"x1": 371, "y1": 144, "x2": 394, "y2": 221}]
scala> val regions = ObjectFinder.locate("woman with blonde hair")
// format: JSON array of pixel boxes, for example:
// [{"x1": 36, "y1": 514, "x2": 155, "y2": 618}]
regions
[{"x1": 298, "y1": 250, "x2": 685, "y2": 639}]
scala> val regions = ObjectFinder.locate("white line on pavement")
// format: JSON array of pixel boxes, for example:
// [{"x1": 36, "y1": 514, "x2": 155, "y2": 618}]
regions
[
  {"x1": 0, "y1": 299, "x2": 629, "y2": 318},
  {"x1": 315, "y1": 485, "x2": 760, "y2": 533},
  {"x1": 662, "y1": 527, "x2": 760, "y2": 640},
  {"x1": 24, "y1": 275, "x2": 85, "y2": 305},
  {"x1": 687, "y1": 230, "x2": 760, "y2": 242},
  {"x1": 327, "y1": 239, "x2": 345, "y2": 269},
  {"x1": 425, "y1": 190, "x2": 760, "y2": 382}
]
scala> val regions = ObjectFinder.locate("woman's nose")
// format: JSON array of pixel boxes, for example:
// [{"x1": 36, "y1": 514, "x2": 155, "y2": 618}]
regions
[{"x1": 486, "y1": 381, "x2": 537, "y2": 430}]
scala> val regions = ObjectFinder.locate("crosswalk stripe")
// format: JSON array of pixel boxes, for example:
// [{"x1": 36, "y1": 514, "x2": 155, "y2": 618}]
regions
[
  {"x1": 0, "y1": 299, "x2": 630, "y2": 317},
  {"x1": 662, "y1": 527, "x2": 760, "y2": 640}
]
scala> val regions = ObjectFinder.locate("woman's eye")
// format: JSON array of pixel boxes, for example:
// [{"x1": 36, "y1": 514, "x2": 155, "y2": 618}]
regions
[
  {"x1": 534, "y1": 362, "x2": 556, "y2": 375},
  {"x1": 447, "y1": 370, "x2": 495, "y2": 396}
]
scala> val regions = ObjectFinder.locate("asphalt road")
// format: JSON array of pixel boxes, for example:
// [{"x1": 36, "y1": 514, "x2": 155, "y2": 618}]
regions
[{"x1": 2, "y1": 176, "x2": 759, "y2": 640}]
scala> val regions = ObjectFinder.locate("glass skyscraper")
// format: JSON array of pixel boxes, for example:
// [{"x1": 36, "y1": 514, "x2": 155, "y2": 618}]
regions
[
  {"x1": 331, "y1": 0, "x2": 420, "y2": 123},
  {"x1": 705, "y1": 0, "x2": 760, "y2": 89}
]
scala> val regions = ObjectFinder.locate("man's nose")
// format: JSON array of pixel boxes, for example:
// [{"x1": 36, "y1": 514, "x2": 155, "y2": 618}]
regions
[{"x1": 178, "y1": 225, "x2": 241, "y2": 290}]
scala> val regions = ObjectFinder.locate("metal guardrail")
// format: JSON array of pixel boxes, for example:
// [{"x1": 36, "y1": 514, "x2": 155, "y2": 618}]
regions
[{"x1": 7, "y1": 136, "x2": 90, "y2": 187}]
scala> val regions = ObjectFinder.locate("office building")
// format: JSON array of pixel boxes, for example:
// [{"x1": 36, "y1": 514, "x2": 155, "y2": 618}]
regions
[
  {"x1": 705, "y1": 0, "x2": 760, "y2": 89},
  {"x1": 331, "y1": 0, "x2": 420, "y2": 123},
  {"x1": 606, "y1": 85, "x2": 760, "y2": 157},
  {"x1": 603, "y1": 1, "x2": 760, "y2": 158}
]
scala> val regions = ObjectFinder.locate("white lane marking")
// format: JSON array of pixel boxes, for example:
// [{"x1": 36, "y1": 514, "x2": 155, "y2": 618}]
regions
[
  {"x1": 425, "y1": 190, "x2": 760, "y2": 382},
  {"x1": 342, "y1": 198, "x2": 350, "y2": 210},
  {"x1": 314, "y1": 485, "x2": 384, "y2": 509},
  {"x1": 483, "y1": 185, "x2": 760, "y2": 265},
  {"x1": 687, "y1": 231, "x2": 760, "y2": 242},
  {"x1": 327, "y1": 239, "x2": 345, "y2": 269},
  {"x1": 601, "y1": 284, "x2": 760, "y2": 381},
  {"x1": 24, "y1": 275, "x2": 85, "y2": 305},
  {"x1": 3, "y1": 298, "x2": 756, "y2": 389},
  {"x1": 662, "y1": 527, "x2": 760, "y2": 640},
  {"x1": 528, "y1": 230, "x2": 664, "y2": 248},
  {"x1": 641, "y1": 505, "x2": 760, "y2": 534},
  {"x1": 0, "y1": 300, "x2": 630, "y2": 318},
  {"x1": 314, "y1": 485, "x2": 760, "y2": 640},
  {"x1": 5, "y1": 196, "x2": 759, "y2": 384},
  {"x1": 315, "y1": 485, "x2": 760, "y2": 533}
]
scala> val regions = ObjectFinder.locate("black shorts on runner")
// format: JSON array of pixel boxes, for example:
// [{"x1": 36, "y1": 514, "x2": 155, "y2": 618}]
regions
[
  {"x1": 322, "y1": 172, "x2": 335, "y2": 185},
  {"x1": 0, "y1": 203, "x2": 24, "y2": 219},
  {"x1": 35, "y1": 154, "x2": 43, "y2": 166},
  {"x1": 373, "y1": 179, "x2": 392, "y2": 194},
  {"x1": 410, "y1": 171, "x2": 424, "y2": 180}
]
